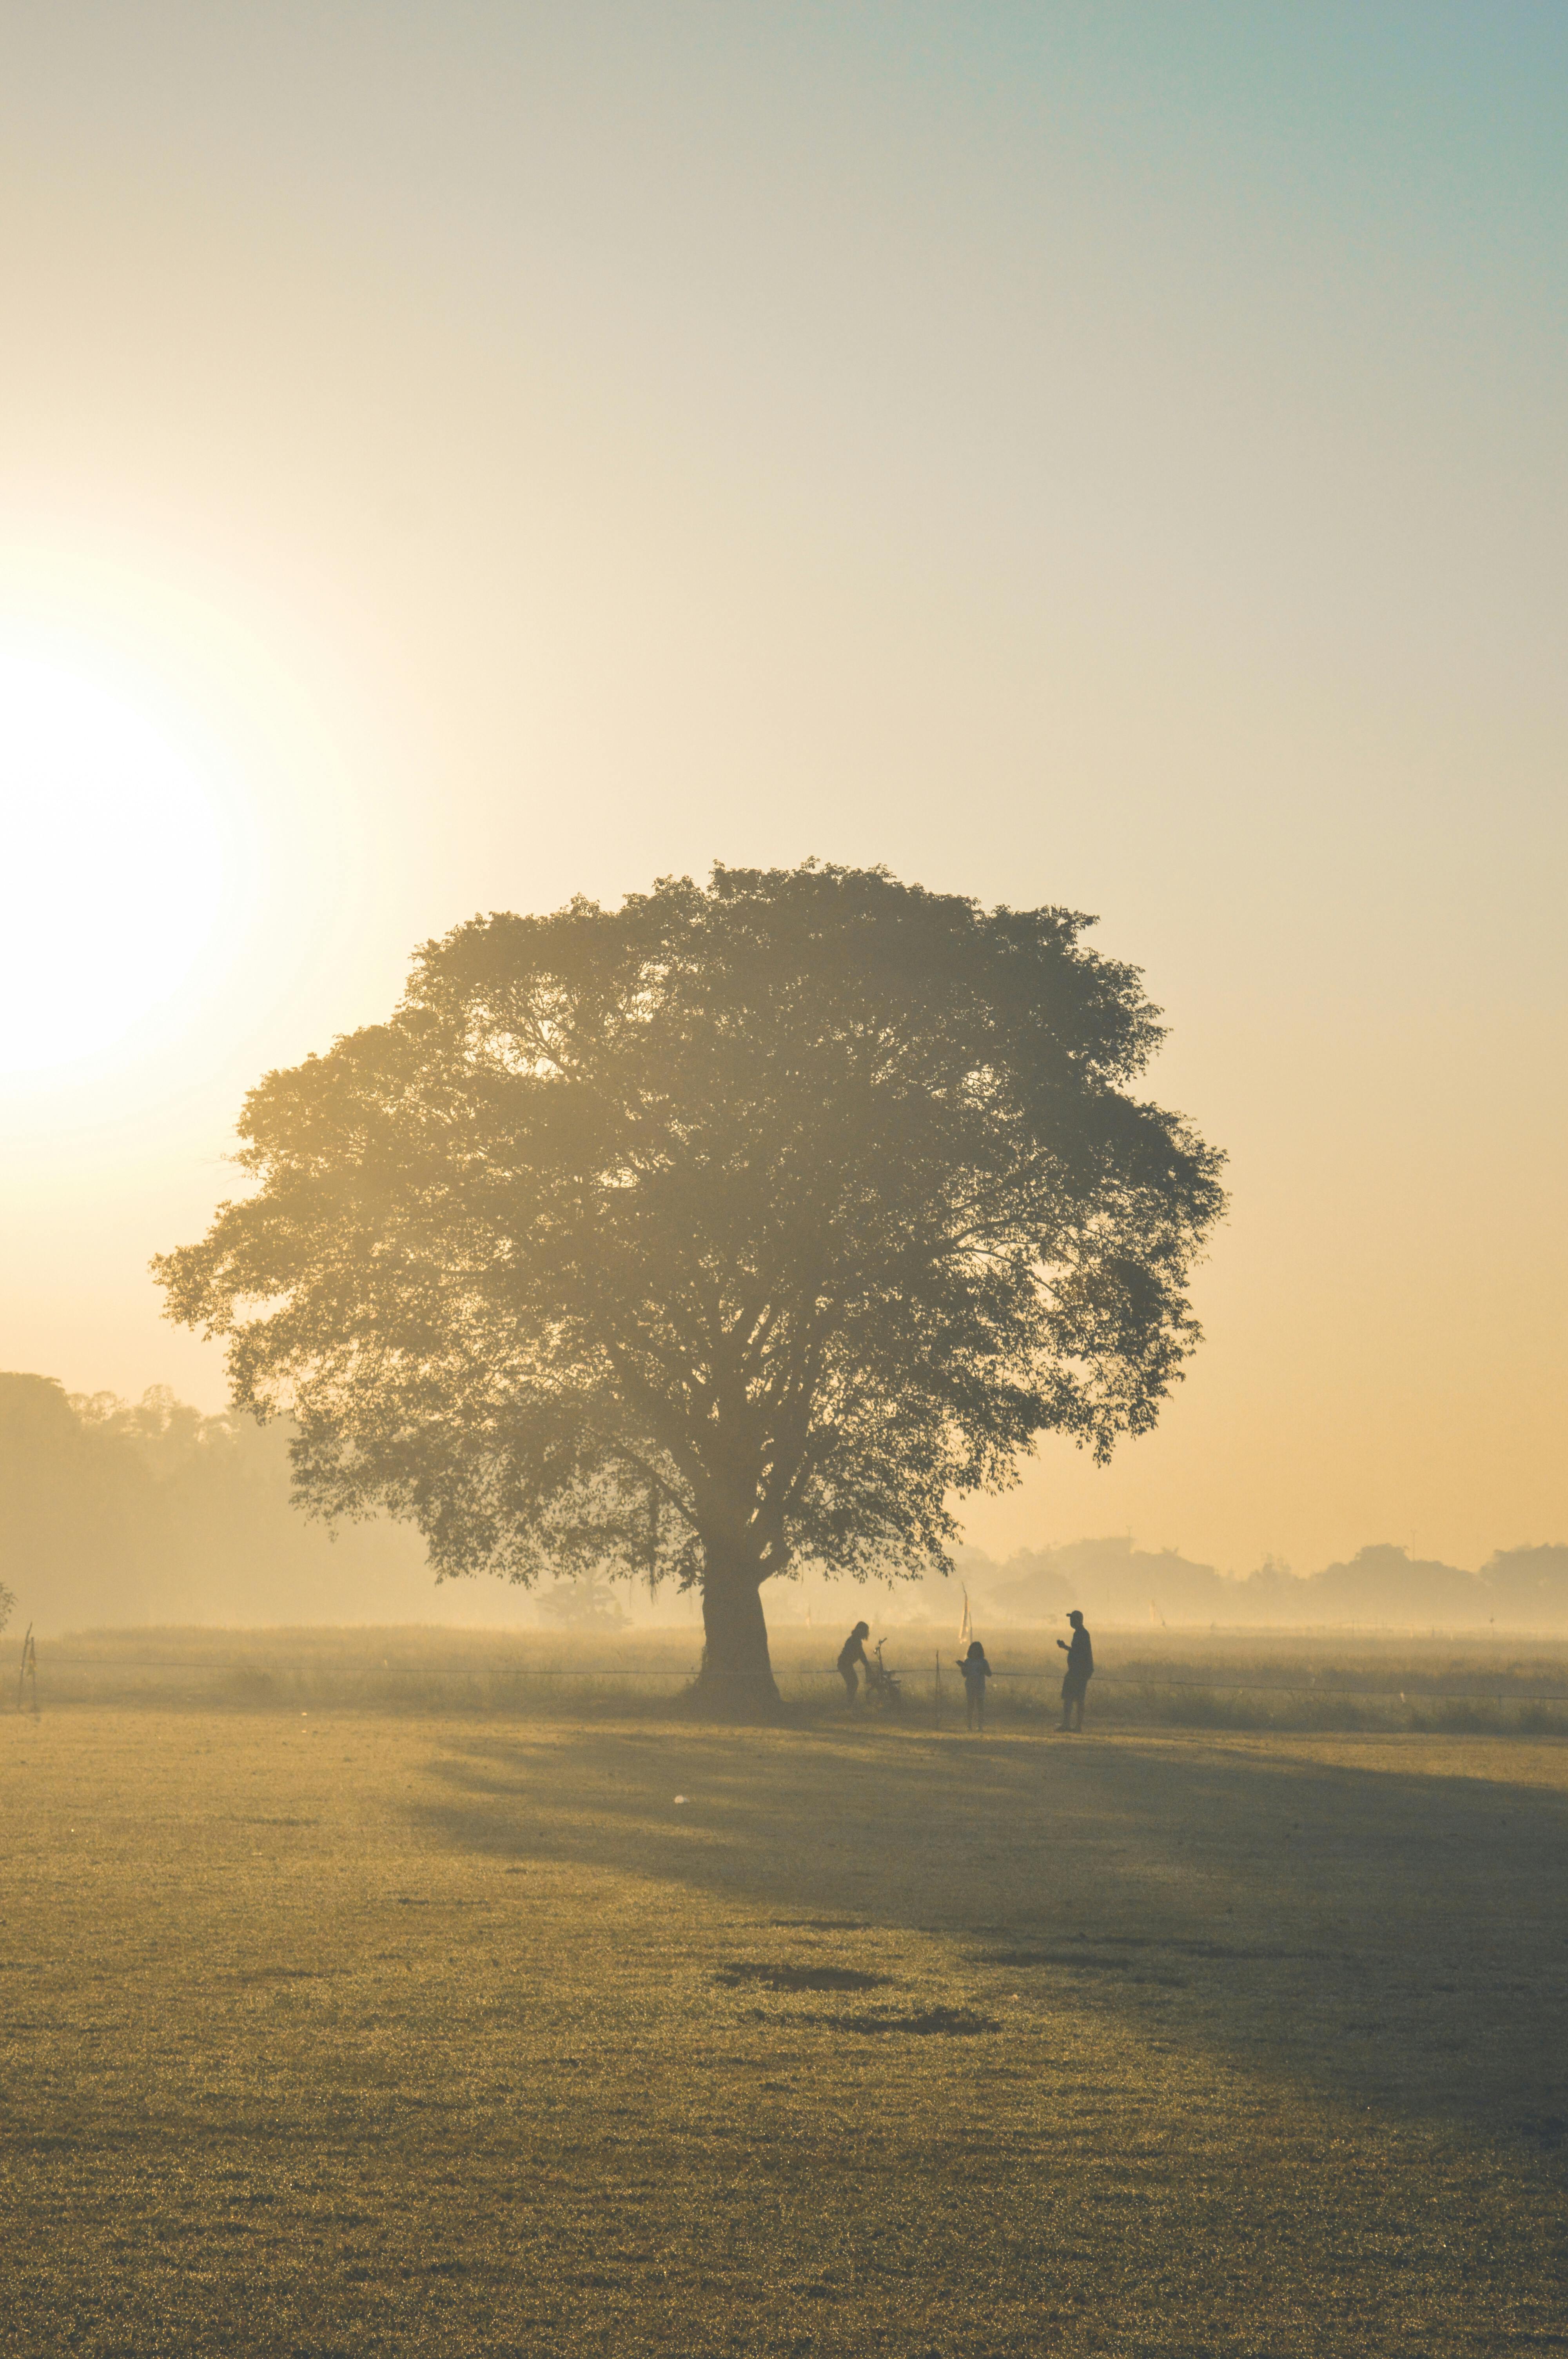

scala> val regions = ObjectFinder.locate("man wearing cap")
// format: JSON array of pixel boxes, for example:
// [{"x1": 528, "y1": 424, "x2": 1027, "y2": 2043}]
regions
[{"x1": 1057, "y1": 1610, "x2": 1093, "y2": 1732}]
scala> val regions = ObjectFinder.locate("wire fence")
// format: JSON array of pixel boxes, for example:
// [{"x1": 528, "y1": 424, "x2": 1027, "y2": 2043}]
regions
[
  {"x1": 12, "y1": 1639, "x2": 1568, "y2": 1733},
  {"x1": 856, "y1": 1660, "x2": 1568, "y2": 1735},
  {"x1": 27, "y1": 1655, "x2": 1568, "y2": 1703}
]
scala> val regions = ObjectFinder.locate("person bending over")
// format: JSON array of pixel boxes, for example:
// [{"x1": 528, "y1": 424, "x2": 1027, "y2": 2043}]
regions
[
  {"x1": 838, "y1": 1621, "x2": 871, "y2": 1705},
  {"x1": 1057, "y1": 1610, "x2": 1093, "y2": 1732},
  {"x1": 958, "y1": 1638, "x2": 993, "y2": 1732}
]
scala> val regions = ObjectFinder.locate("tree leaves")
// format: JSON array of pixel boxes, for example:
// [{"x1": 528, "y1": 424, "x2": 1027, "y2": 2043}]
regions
[{"x1": 154, "y1": 862, "x2": 1226, "y2": 1599}]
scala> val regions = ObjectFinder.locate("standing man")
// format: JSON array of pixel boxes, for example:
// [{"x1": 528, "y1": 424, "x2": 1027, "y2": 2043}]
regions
[
  {"x1": 838, "y1": 1620, "x2": 871, "y2": 1705},
  {"x1": 1057, "y1": 1610, "x2": 1093, "y2": 1732}
]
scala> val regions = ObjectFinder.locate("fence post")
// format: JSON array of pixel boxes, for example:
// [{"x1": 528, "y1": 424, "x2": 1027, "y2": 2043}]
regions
[
  {"x1": 934, "y1": 1651, "x2": 941, "y2": 1731},
  {"x1": 17, "y1": 1624, "x2": 38, "y2": 1717}
]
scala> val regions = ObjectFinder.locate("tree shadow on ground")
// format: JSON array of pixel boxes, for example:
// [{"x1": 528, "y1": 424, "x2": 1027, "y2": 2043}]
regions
[{"x1": 408, "y1": 1720, "x2": 1568, "y2": 2157}]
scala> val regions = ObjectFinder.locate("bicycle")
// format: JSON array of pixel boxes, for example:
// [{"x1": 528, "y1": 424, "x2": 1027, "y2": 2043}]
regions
[{"x1": 863, "y1": 1639, "x2": 903, "y2": 1712}]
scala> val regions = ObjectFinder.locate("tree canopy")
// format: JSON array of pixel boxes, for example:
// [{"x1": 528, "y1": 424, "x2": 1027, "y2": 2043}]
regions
[{"x1": 155, "y1": 862, "x2": 1227, "y2": 1710}]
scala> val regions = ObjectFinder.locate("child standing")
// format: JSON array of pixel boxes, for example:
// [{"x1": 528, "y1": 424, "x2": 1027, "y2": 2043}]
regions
[{"x1": 957, "y1": 1638, "x2": 992, "y2": 1731}]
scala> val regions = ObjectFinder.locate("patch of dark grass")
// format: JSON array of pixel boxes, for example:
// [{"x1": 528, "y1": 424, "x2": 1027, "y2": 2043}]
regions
[
  {"x1": 717, "y1": 1960, "x2": 889, "y2": 1993},
  {"x1": 741, "y1": 2003, "x2": 996, "y2": 2036},
  {"x1": 768, "y1": 1917, "x2": 868, "y2": 1930},
  {"x1": 809, "y1": 2005, "x2": 996, "y2": 2037}
]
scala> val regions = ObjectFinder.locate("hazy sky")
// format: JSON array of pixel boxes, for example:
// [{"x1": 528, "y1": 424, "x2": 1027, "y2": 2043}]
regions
[{"x1": 4, "y1": 4, "x2": 1564, "y2": 1577}]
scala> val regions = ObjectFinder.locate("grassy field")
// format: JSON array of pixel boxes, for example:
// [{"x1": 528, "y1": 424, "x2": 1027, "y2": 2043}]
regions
[
  {"x1": 4, "y1": 1678, "x2": 1567, "y2": 2354},
  {"x1": 27, "y1": 1622, "x2": 1568, "y2": 1735}
]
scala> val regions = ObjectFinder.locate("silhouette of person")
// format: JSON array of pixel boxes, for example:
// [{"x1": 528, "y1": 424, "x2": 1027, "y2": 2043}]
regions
[
  {"x1": 1057, "y1": 1610, "x2": 1093, "y2": 1731},
  {"x1": 838, "y1": 1621, "x2": 870, "y2": 1704},
  {"x1": 957, "y1": 1637, "x2": 992, "y2": 1731}
]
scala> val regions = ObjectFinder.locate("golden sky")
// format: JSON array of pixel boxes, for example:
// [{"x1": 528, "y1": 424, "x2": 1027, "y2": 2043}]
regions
[{"x1": 4, "y1": 5, "x2": 1564, "y2": 1576}]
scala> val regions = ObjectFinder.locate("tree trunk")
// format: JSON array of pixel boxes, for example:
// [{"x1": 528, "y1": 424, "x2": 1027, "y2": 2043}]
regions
[{"x1": 689, "y1": 1541, "x2": 781, "y2": 1719}]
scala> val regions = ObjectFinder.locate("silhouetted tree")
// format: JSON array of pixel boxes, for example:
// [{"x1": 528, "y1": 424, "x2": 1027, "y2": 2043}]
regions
[
  {"x1": 154, "y1": 863, "x2": 1226, "y2": 1712},
  {"x1": 537, "y1": 1569, "x2": 629, "y2": 1630},
  {"x1": 1484, "y1": 1544, "x2": 1568, "y2": 1623}
]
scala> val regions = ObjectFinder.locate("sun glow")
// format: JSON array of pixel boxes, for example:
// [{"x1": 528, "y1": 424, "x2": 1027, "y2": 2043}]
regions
[{"x1": 2, "y1": 641, "x2": 246, "y2": 1079}]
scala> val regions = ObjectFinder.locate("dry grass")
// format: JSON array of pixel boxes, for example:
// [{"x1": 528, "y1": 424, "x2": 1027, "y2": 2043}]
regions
[
  {"x1": 968, "y1": 1630, "x2": 1568, "y2": 1736},
  {"x1": 25, "y1": 1623, "x2": 708, "y2": 1715},
  {"x1": 3, "y1": 1682, "x2": 1567, "y2": 2354},
  {"x1": 31, "y1": 1623, "x2": 1568, "y2": 1736}
]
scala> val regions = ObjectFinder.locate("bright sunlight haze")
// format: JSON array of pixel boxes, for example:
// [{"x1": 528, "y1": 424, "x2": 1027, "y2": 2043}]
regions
[
  {"x1": 2, "y1": 4, "x2": 1565, "y2": 1579},
  {"x1": 2, "y1": 643, "x2": 234, "y2": 1078}
]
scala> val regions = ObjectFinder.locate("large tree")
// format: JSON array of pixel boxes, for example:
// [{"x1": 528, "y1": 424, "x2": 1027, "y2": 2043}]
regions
[{"x1": 155, "y1": 863, "x2": 1225, "y2": 1712}]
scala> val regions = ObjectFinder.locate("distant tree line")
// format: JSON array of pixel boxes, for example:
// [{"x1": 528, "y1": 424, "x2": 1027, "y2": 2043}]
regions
[
  {"x1": 948, "y1": 1534, "x2": 1568, "y2": 1630},
  {"x1": 5, "y1": 1371, "x2": 1564, "y2": 1634},
  {"x1": 0, "y1": 1373, "x2": 435, "y2": 1634}
]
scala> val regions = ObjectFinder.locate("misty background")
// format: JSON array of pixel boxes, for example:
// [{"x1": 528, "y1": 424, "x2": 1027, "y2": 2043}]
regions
[{"x1": 6, "y1": 1372, "x2": 1564, "y2": 1639}]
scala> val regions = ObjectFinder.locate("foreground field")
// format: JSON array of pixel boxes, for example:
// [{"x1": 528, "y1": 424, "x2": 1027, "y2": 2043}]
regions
[{"x1": 4, "y1": 1703, "x2": 1566, "y2": 2356}]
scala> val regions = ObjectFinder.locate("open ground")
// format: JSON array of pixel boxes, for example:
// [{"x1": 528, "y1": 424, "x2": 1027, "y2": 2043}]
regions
[{"x1": 4, "y1": 1657, "x2": 1567, "y2": 2356}]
